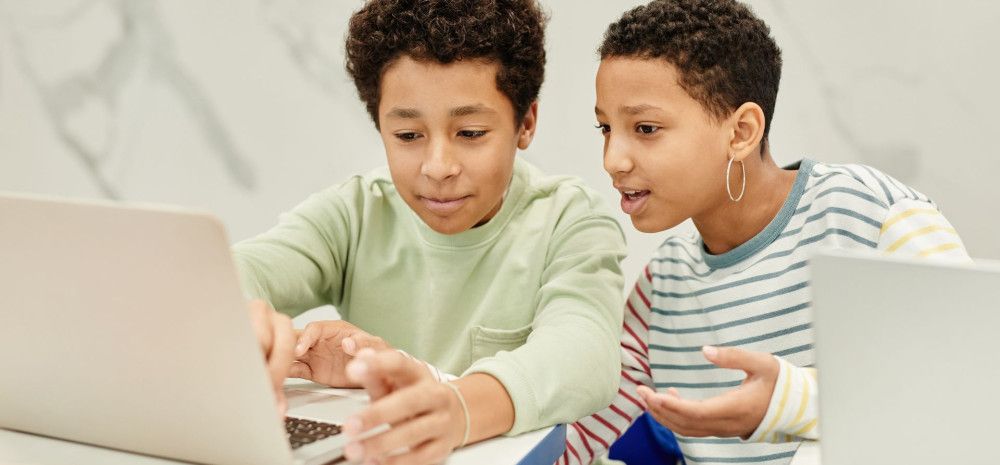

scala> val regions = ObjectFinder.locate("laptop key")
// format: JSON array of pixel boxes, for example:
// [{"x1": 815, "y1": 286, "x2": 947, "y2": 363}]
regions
[{"x1": 284, "y1": 417, "x2": 343, "y2": 450}]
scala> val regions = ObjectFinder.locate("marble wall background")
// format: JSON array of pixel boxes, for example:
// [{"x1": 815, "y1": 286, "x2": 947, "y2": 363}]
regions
[{"x1": 2, "y1": 0, "x2": 998, "y2": 293}]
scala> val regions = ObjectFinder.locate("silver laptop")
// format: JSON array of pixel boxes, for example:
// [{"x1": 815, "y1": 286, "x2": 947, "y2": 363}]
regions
[
  {"x1": 811, "y1": 250, "x2": 1000, "y2": 465},
  {"x1": 0, "y1": 193, "x2": 365, "y2": 465}
]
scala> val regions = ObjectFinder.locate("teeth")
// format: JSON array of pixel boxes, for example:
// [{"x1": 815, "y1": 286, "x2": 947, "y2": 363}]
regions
[{"x1": 624, "y1": 190, "x2": 642, "y2": 195}]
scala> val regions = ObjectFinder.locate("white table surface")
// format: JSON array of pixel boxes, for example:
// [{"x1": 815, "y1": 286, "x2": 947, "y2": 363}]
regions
[{"x1": 0, "y1": 380, "x2": 559, "y2": 465}]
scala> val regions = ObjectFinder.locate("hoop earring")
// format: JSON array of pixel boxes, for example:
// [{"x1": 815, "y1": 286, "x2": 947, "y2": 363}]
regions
[{"x1": 726, "y1": 155, "x2": 746, "y2": 202}]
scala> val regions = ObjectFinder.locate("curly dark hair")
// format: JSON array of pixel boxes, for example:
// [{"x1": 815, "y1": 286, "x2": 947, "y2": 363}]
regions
[
  {"x1": 346, "y1": 0, "x2": 547, "y2": 128},
  {"x1": 600, "y1": 0, "x2": 782, "y2": 146}
]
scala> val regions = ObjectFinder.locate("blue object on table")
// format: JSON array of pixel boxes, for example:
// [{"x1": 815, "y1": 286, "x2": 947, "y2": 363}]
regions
[
  {"x1": 518, "y1": 423, "x2": 567, "y2": 465},
  {"x1": 608, "y1": 412, "x2": 684, "y2": 464}
]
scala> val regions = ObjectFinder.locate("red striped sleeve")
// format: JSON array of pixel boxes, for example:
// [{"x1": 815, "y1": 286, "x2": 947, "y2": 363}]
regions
[
  {"x1": 561, "y1": 269, "x2": 654, "y2": 465},
  {"x1": 570, "y1": 423, "x2": 596, "y2": 457},
  {"x1": 626, "y1": 300, "x2": 649, "y2": 331}
]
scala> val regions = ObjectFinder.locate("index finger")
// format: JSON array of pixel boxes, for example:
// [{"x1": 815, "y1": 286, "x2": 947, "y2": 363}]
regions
[
  {"x1": 347, "y1": 349, "x2": 425, "y2": 400},
  {"x1": 651, "y1": 388, "x2": 744, "y2": 424},
  {"x1": 348, "y1": 382, "x2": 443, "y2": 437}
]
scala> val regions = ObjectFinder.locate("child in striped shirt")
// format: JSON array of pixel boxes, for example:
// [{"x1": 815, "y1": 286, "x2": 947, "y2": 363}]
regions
[{"x1": 564, "y1": 0, "x2": 970, "y2": 464}]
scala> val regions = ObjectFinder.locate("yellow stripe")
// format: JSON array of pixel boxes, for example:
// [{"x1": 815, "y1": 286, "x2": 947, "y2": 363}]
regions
[
  {"x1": 760, "y1": 360, "x2": 794, "y2": 439},
  {"x1": 791, "y1": 418, "x2": 818, "y2": 437},
  {"x1": 886, "y1": 225, "x2": 958, "y2": 253},
  {"x1": 917, "y1": 243, "x2": 962, "y2": 257},
  {"x1": 788, "y1": 369, "x2": 812, "y2": 430},
  {"x1": 881, "y1": 208, "x2": 940, "y2": 234}
]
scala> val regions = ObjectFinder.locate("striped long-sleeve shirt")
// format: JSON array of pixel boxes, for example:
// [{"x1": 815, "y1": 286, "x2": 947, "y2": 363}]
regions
[{"x1": 562, "y1": 159, "x2": 970, "y2": 465}]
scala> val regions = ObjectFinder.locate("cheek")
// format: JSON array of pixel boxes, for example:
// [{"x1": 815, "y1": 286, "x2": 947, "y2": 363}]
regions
[
  {"x1": 385, "y1": 153, "x2": 422, "y2": 191},
  {"x1": 471, "y1": 143, "x2": 516, "y2": 181}
]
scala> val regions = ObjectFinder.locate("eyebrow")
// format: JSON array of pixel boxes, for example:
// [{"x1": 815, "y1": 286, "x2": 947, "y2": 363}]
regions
[
  {"x1": 385, "y1": 104, "x2": 497, "y2": 119},
  {"x1": 386, "y1": 107, "x2": 421, "y2": 119},
  {"x1": 594, "y1": 104, "x2": 665, "y2": 117},
  {"x1": 621, "y1": 104, "x2": 664, "y2": 115},
  {"x1": 450, "y1": 104, "x2": 496, "y2": 117}
]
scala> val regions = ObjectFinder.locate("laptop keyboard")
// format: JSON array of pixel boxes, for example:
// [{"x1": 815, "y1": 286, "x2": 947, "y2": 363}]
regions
[{"x1": 285, "y1": 417, "x2": 343, "y2": 449}]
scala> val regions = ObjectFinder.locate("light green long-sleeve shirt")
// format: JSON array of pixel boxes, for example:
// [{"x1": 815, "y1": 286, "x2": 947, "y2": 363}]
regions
[{"x1": 233, "y1": 157, "x2": 626, "y2": 434}]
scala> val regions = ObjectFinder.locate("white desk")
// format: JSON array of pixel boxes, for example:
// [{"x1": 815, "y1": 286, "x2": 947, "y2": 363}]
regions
[{"x1": 0, "y1": 380, "x2": 564, "y2": 465}]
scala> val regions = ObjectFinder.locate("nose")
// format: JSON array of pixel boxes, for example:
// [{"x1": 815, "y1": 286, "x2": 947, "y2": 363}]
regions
[
  {"x1": 603, "y1": 133, "x2": 634, "y2": 176},
  {"x1": 421, "y1": 138, "x2": 461, "y2": 182}
]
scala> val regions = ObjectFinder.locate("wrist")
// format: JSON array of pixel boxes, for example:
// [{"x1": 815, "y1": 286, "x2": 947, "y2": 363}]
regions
[{"x1": 442, "y1": 381, "x2": 471, "y2": 449}]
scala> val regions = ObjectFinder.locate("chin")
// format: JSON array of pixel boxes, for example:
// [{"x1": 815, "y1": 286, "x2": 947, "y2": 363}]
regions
[
  {"x1": 422, "y1": 215, "x2": 472, "y2": 235},
  {"x1": 631, "y1": 214, "x2": 683, "y2": 234}
]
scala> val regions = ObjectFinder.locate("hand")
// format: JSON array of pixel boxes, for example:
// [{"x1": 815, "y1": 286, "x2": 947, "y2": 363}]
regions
[
  {"x1": 248, "y1": 299, "x2": 295, "y2": 418},
  {"x1": 636, "y1": 346, "x2": 779, "y2": 438},
  {"x1": 341, "y1": 349, "x2": 464, "y2": 465},
  {"x1": 289, "y1": 320, "x2": 391, "y2": 387}
]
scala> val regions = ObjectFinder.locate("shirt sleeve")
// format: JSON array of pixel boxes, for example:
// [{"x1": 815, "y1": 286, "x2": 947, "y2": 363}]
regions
[
  {"x1": 231, "y1": 180, "x2": 360, "y2": 317},
  {"x1": 557, "y1": 267, "x2": 655, "y2": 465},
  {"x1": 744, "y1": 357, "x2": 819, "y2": 443},
  {"x1": 876, "y1": 198, "x2": 971, "y2": 261},
  {"x1": 747, "y1": 197, "x2": 972, "y2": 444},
  {"x1": 465, "y1": 212, "x2": 628, "y2": 435}
]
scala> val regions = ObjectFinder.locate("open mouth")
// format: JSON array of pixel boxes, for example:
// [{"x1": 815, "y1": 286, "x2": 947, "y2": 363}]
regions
[{"x1": 619, "y1": 190, "x2": 650, "y2": 215}]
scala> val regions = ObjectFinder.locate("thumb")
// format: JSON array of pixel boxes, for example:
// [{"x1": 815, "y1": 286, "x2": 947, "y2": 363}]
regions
[
  {"x1": 702, "y1": 346, "x2": 774, "y2": 374},
  {"x1": 295, "y1": 324, "x2": 319, "y2": 358},
  {"x1": 288, "y1": 360, "x2": 313, "y2": 380}
]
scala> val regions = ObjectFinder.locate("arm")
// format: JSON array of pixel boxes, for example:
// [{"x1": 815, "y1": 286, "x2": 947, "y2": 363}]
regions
[
  {"x1": 232, "y1": 182, "x2": 359, "y2": 317},
  {"x1": 877, "y1": 198, "x2": 970, "y2": 261},
  {"x1": 327, "y1": 211, "x2": 627, "y2": 465},
  {"x1": 465, "y1": 214, "x2": 628, "y2": 435},
  {"x1": 560, "y1": 270, "x2": 655, "y2": 465}
]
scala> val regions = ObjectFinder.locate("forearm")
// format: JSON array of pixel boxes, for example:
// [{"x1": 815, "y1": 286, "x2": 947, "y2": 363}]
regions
[{"x1": 452, "y1": 373, "x2": 516, "y2": 445}]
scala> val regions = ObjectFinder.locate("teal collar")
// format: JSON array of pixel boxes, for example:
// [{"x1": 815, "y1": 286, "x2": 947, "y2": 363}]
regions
[{"x1": 701, "y1": 159, "x2": 816, "y2": 269}]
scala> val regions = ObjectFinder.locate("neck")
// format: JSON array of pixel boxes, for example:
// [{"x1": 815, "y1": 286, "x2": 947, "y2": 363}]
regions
[{"x1": 693, "y1": 151, "x2": 798, "y2": 256}]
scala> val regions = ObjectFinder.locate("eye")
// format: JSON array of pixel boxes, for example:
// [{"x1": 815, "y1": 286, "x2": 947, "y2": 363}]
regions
[
  {"x1": 595, "y1": 123, "x2": 610, "y2": 135},
  {"x1": 636, "y1": 124, "x2": 660, "y2": 135},
  {"x1": 395, "y1": 132, "x2": 422, "y2": 142},
  {"x1": 458, "y1": 129, "x2": 488, "y2": 139}
]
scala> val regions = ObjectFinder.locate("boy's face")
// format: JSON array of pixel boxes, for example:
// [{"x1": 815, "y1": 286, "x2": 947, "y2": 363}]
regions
[
  {"x1": 378, "y1": 56, "x2": 536, "y2": 235},
  {"x1": 595, "y1": 57, "x2": 732, "y2": 233}
]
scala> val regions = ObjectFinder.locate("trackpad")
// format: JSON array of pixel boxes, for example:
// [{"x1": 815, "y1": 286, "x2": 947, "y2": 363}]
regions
[{"x1": 286, "y1": 390, "x2": 367, "y2": 422}]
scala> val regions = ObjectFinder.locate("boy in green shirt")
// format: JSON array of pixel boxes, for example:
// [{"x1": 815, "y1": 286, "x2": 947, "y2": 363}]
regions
[{"x1": 240, "y1": 1, "x2": 627, "y2": 463}]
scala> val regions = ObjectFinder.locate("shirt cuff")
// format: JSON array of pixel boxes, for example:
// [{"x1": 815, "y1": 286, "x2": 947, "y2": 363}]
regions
[
  {"x1": 463, "y1": 355, "x2": 540, "y2": 436},
  {"x1": 744, "y1": 356, "x2": 819, "y2": 443}
]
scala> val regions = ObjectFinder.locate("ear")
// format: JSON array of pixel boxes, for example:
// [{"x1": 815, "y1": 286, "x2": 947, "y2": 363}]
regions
[
  {"x1": 517, "y1": 101, "x2": 539, "y2": 150},
  {"x1": 727, "y1": 102, "x2": 766, "y2": 162}
]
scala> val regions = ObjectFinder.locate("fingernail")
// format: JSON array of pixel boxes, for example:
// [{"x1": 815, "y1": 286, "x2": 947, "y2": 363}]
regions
[
  {"x1": 702, "y1": 345, "x2": 718, "y2": 358},
  {"x1": 356, "y1": 347, "x2": 376, "y2": 358},
  {"x1": 344, "y1": 417, "x2": 363, "y2": 436},
  {"x1": 342, "y1": 338, "x2": 356, "y2": 355},
  {"x1": 347, "y1": 361, "x2": 367, "y2": 380},
  {"x1": 344, "y1": 441, "x2": 364, "y2": 461},
  {"x1": 295, "y1": 344, "x2": 305, "y2": 355}
]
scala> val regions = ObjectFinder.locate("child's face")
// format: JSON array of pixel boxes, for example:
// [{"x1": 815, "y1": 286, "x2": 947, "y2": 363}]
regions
[
  {"x1": 378, "y1": 56, "x2": 535, "y2": 235},
  {"x1": 596, "y1": 57, "x2": 732, "y2": 233}
]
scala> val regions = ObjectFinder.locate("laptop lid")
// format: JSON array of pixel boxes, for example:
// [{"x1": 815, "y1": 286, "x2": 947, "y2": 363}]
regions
[
  {"x1": 811, "y1": 250, "x2": 1000, "y2": 464},
  {"x1": 0, "y1": 193, "x2": 292, "y2": 465}
]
